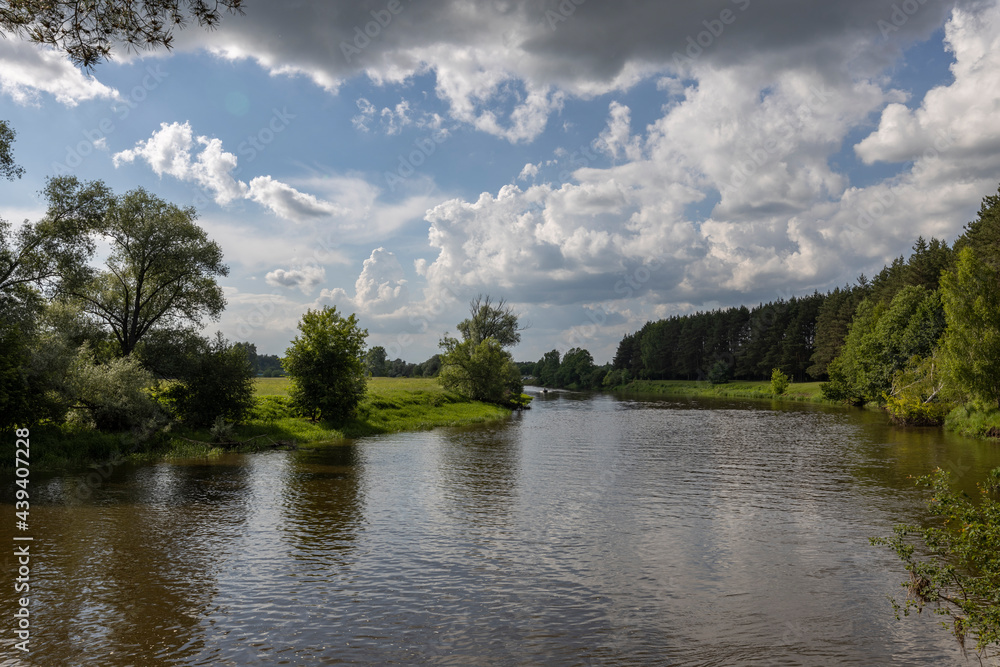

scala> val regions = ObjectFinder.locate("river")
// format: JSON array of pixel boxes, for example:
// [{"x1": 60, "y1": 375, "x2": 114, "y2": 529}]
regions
[{"x1": 4, "y1": 389, "x2": 1000, "y2": 665}]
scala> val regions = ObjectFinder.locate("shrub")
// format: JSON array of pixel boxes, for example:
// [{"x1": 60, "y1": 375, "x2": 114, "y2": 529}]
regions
[
  {"x1": 770, "y1": 368, "x2": 790, "y2": 396},
  {"x1": 708, "y1": 360, "x2": 731, "y2": 385},
  {"x1": 163, "y1": 332, "x2": 255, "y2": 428},
  {"x1": 67, "y1": 344, "x2": 161, "y2": 431},
  {"x1": 602, "y1": 368, "x2": 626, "y2": 388},
  {"x1": 872, "y1": 467, "x2": 1000, "y2": 658},
  {"x1": 884, "y1": 355, "x2": 953, "y2": 426},
  {"x1": 944, "y1": 404, "x2": 1000, "y2": 439}
]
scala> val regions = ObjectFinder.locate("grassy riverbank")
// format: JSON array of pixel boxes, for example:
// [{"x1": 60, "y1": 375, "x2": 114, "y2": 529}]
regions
[
  {"x1": 612, "y1": 379, "x2": 830, "y2": 403},
  {"x1": 614, "y1": 379, "x2": 1000, "y2": 441},
  {"x1": 944, "y1": 404, "x2": 1000, "y2": 439},
  {"x1": 17, "y1": 377, "x2": 513, "y2": 468},
  {"x1": 250, "y1": 376, "x2": 512, "y2": 440}
]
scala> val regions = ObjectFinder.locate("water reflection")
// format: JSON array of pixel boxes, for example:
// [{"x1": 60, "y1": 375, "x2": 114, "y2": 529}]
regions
[
  {"x1": 0, "y1": 458, "x2": 255, "y2": 665},
  {"x1": 281, "y1": 445, "x2": 364, "y2": 557},
  {"x1": 3, "y1": 393, "x2": 1000, "y2": 665},
  {"x1": 437, "y1": 422, "x2": 521, "y2": 525}
]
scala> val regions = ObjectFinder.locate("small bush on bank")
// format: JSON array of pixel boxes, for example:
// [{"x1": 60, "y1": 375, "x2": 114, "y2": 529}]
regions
[
  {"x1": 770, "y1": 368, "x2": 790, "y2": 396},
  {"x1": 708, "y1": 361, "x2": 731, "y2": 385},
  {"x1": 163, "y1": 332, "x2": 255, "y2": 428}
]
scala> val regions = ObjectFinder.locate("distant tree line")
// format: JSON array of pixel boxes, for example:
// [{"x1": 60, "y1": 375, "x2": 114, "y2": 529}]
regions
[
  {"x1": 232, "y1": 343, "x2": 285, "y2": 376},
  {"x1": 525, "y1": 184, "x2": 1000, "y2": 414},
  {"x1": 364, "y1": 346, "x2": 442, "y2": 378},
  {"x1": 525, "y1": 348, "x2": 610, "y2": 391},
  {"x1": 606, "y1": 184, "x2": 1000, "y2": 425},
  {"x1": 606, "y1": 236, "x2": 953, "y2": 386}
]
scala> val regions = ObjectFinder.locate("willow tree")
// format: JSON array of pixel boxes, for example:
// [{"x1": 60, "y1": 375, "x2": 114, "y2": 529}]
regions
[
  {"x1": 439, "y1": 295, "x2": 525, "y2": 406},
  {"x1": 71, "y1": 188, "x2": 228, "y2": 356}
]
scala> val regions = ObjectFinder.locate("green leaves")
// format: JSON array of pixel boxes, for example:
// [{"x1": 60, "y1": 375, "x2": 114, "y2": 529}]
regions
[
  {"x1": 884, "y1": 353, "x2": 953, "y2": 426},
  {"x1": 872, "y1": 467, "x2": 1000, "y2": 656},
  {"x1": 0, "y1": 177, "x2": 111, "y2": 308},
  {"x1": 73, "y1": 187, "x2": 228, "y2": 355},
  {"x1": 439, "y1": 295, "x2": 524, "y2": 406},
  {"x1": 283, "y1": 307, "x2": 368, "y2": 422},
  {"x1": 161, "y1": 332, "x2": 255, "y2": 428},
  {"x1": 439, "y1": 337, "x2": 523, "y2": 406},
  {"x1": 0, "y1": 120, "x2": 24, "y2": 181},
  {"x1": 456, "y1": 294, "x2": 522, "y2": 349},
  {"x1": 769, "y1": 367, "x2": 789, "y2": 395},
  {"x1": 940, "y1": 247, "x2": 1000, "y2": 409},
  {"x1": 822, "y1": 286, "x2": 944, "y2": 405}
]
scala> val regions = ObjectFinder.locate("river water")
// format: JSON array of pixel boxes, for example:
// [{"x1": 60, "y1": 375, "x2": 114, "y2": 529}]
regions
[{"x1": 5, "y1": 389, "x2": 1000, "y2": 666}]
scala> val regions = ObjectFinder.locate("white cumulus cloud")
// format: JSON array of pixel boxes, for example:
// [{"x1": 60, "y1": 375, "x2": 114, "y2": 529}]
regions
[
  {"x1": 265, "y1": 265, "x2": 327, "y2": 294},
  {"x1": 0, "y1": 38, "x2": 118, "y2": 106},
  {"x1": 320, "y1": 247, "x2": 409, "y2": 315},
  {"x1": 113, "y1": 121, "x2": 247, "y2": 205}
]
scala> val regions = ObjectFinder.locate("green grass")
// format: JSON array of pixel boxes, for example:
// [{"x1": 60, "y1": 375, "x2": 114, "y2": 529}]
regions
[
  {"x1": 944, "y1": 404, "x2": 1000, "y2": 439},
  {"x1": 614, "y1": 379, "x2": 831, "y2": 403},
  {"x1": 254, "y1": 376, "x2": 293, "y2": 396},
  {"x1": 161, "y1": 377, "x2": 512, "y2": 458},
  {"x1": 9, "y1": 377, "x2": 514, "y2": 468}
]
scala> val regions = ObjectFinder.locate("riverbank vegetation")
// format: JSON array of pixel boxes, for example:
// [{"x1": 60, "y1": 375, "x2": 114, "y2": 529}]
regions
[
  {"x1": 0, "y1": 155, "x2": 521, "y2": 464},
  {"x1": 438, "y1": 296, "x2": 530, "y2": 409},
  {"x1": 608, "y1": 379, "x2": 827, "y2": 403},
  {"x1": 872, "y1": 467, "x2": 1000, "y2": 660},
  {"x1": 12, "y1": 378, "x2": 511, "y2": 469}
]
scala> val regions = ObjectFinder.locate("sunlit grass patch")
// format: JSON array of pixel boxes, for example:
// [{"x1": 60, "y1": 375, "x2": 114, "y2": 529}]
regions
[
  {"x1": 617, "y1": 379, "x2": 831, "y2": 403},
  {"x1": 163, "y1": 376, "x2": 512, "y2": 455}
]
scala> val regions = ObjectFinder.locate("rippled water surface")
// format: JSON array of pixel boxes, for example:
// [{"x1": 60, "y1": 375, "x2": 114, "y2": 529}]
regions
[{"x1": 5, "y1": 390, "x2": 1000, "y2": 665}]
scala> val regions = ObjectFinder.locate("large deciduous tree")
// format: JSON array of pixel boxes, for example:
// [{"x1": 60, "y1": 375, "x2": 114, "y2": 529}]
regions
[
  {"x1": 1, "y1": 177, "x2": 111, "y2": 326},
  {"x1": 940, "y1": 247, "x2": 1000, "y2": 409},
  {"x1": 71, "y1": 187, "x2": 228, "y2": 356},
  {"x1": 822, "y1": 285, "x2": 945, "y2": 405},
  {"x1": 283, "y1": 306, "x2": 368, "y2": 422},
  {"x1": 456, "y1": 294, "x2": 525, "y2": 348},
  {"x1": 439, "y1": 294, "x2": 524, "y2": 406},
  {"x1": 439, "y1": 336, "x2": 523, "y2": 405},
  {"x1": 0, "y1": 0, "x2": 245, "y2": 68}
]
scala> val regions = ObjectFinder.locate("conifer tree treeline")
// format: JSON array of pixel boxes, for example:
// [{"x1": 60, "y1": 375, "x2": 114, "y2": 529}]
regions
[{"x1": 611, "y1": 186, "x2": 998, "y2": 392}]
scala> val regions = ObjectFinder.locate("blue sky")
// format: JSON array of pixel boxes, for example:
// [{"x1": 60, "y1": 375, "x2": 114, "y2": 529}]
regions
[{"x1": 2, "y1": 0, "x2": 999, "y2": 362}]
